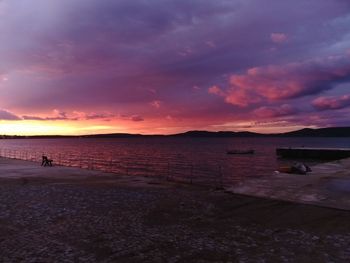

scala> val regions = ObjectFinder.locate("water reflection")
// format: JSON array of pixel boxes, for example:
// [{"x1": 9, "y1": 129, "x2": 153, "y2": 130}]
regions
[{"x1": 0, "y1": 137, "x2": 349, "y2": 187}]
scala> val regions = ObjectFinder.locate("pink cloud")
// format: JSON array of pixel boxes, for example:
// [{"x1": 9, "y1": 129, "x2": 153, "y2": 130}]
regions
[
  {"x1": 23, "y1": 109, "x2": 73, "y2": 121},
  {"x1": 150, "y1": 100, "x2": 162, "y2": 109},
  {"x1": 22, "y1": 110, "x2": 116, "y2": 121},
  {"x1": 224, "y1": 88, "x2": 260, "y2": 107},
  {"x1": 209, "y1": 54, "x2": 350, "y2": 107},
  {"x1": 208, "y1": 85, "x2": 225, "y2": 96},
  {"x1": 312, "y1": 94, "x2": 350, "y2": 110},
  {"x1": 131, "y1": 115, "x2": 144, "y2": 122},
  {"x1": 270, "y1": 33, "x2": 288, "y2": 43},
  {"x1": 253, "y1": 104, "x2": 297, "y2": 118}
]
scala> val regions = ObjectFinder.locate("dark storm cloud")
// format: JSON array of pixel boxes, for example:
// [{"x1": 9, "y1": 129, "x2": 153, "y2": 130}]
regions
[{"x1": 1, "y1": 0, "x2": 350, "y2": 131}]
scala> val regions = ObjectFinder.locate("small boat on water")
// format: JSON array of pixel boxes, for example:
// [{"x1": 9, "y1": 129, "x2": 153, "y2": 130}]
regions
[{"x1": 226, "y1": 149, "x2": 255, "y2": 155}]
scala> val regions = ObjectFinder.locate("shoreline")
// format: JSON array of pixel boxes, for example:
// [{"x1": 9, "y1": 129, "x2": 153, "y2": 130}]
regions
[{"x1": 0, "y1": 158, "x2": 350, "y2": 261}]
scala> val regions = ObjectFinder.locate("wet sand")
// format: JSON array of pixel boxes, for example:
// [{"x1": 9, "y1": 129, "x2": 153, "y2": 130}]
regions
[{"x1": 0, "y1": 158, "x2": 350, "y2": 262}]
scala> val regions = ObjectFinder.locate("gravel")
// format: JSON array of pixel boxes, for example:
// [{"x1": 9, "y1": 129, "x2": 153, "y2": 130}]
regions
[{"x1": 0, "y1": 177, "x2": 349, "y2": 262}]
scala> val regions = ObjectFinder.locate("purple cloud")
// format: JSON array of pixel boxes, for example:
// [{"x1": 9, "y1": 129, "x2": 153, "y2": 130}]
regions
[
  {"x1": 21, "y1": 110, "x2": 117, "y2": 121},
  {"x1": 312, "y1": 94, "x2": 350, "y2": 111},
  {"x1": 254, "y1": 104, "x2": 297, "y2": 118},
  {"x1": 209, "y1": 54, "x2": 350, "y2": 107},
  {"x1": 1, "y1": 0, "x2": 350, "y2": 133},
  {"x1": 0, "y1": 109, "x2": 21, "y2": 120},
  {"x1": 131, "y1": 115, "x2": 144, "y2": 122},
  {"x1": 270, "y1": 33, "x2": 288, "y2": 44}
]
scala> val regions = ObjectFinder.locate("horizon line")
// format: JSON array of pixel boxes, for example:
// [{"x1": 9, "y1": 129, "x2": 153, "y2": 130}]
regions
[{"x1": 1, "y1": 126, "x2": 349, "y2": 138}]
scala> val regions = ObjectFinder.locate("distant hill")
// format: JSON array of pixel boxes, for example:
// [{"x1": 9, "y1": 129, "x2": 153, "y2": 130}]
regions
[
  {"x1": 1, "y1": 127, "x2": 350, "y2": 139},
  {"x1": 281, "y1": 127, "x2": 350, "y2": 137},
  {"x1": 173, "y1": 127, "x2": 350, "y2": 137},
  {"x1": 82, "y1": 127, "x2": 350, "y2": 138},
  {"x1": 82, "y1": 133, "x2": 146, "y2": 138},
  {"x1": 170, "y1": 130, "x2": 265, "y2": 137}
]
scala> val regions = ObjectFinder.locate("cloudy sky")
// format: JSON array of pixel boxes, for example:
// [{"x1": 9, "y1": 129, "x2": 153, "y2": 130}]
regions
[{"x1": 1, "y1": 0, "x2": 350, "y2": 135}]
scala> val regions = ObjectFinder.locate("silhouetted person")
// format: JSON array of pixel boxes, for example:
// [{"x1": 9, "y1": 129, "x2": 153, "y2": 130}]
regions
[
  {"x1": 41, "y1": 155, "x2": 53, "y2": 166},
  {"x1": 41, "y1": 155, "x2": 46, "y2": 166}
]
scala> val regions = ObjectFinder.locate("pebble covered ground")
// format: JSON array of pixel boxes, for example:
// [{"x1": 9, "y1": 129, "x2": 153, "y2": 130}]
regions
[{"x1": 0, "y1": 177, "x2": 350, "y2": 262}]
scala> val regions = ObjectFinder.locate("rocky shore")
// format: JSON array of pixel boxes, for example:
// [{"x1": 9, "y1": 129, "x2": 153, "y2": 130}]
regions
[{"x1": 0, "y1": 158, "x2": 350, "y2": 262}]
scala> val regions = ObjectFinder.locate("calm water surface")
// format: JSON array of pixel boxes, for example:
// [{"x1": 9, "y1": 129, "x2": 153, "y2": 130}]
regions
[{"x1": 0, "y1": 137, "x2": 349, "y2": 186}]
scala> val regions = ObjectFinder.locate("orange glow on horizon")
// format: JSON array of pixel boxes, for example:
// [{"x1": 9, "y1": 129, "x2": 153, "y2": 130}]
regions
[
  {"x1": 0, "y1": 119, "x2": 316, "y2": 136},
  {"x1": 0, "y1": 120, "x2": 121, "y2": 136}
]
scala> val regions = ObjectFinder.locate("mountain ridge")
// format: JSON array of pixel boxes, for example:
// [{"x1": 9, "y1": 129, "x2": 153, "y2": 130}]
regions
[{"x1": 1, "y1": 127, "x2": 350, "y2": 138}]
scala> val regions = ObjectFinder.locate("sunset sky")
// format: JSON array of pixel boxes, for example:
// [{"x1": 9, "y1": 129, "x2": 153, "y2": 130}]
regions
[{"x1": 1, "y1": 0, "x2": 350, "y2": 135}]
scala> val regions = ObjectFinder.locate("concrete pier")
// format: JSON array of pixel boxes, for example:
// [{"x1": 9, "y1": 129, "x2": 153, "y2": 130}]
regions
[
  {"x1": 276, "y1": 147, "x2": 350, "y2": 160},
  {"x1": 226, "y1": 157, "x2": 350, "y2": 210}
]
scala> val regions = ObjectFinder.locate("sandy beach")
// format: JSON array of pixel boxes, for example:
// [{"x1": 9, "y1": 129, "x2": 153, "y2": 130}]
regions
[{"x1": 0, "y1": 158, "x2": 350, "y2": 262}]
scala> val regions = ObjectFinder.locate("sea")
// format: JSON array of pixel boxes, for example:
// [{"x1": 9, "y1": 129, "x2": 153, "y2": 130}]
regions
[{"x1": 0, "y1": 137, "x2": 349, "y2": 187}]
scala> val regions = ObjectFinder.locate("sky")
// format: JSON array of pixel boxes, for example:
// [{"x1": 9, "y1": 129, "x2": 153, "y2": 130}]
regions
[{"x1": 1, "y1": 0, "x2": 350, "y2": 135}]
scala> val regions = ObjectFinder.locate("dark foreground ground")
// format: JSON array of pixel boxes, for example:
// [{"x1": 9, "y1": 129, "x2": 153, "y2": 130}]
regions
[{"x1": 0, "y1": 176, "x2": 350, "y2": 263}]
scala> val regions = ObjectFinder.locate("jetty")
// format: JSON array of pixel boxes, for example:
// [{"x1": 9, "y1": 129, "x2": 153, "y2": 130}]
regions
[
  {"x1": 276, "y1": 147, "x2": 350, "y2": 160},
  {"x1": 226, "y1": 157, "x2": 350, "y2": 210}
]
